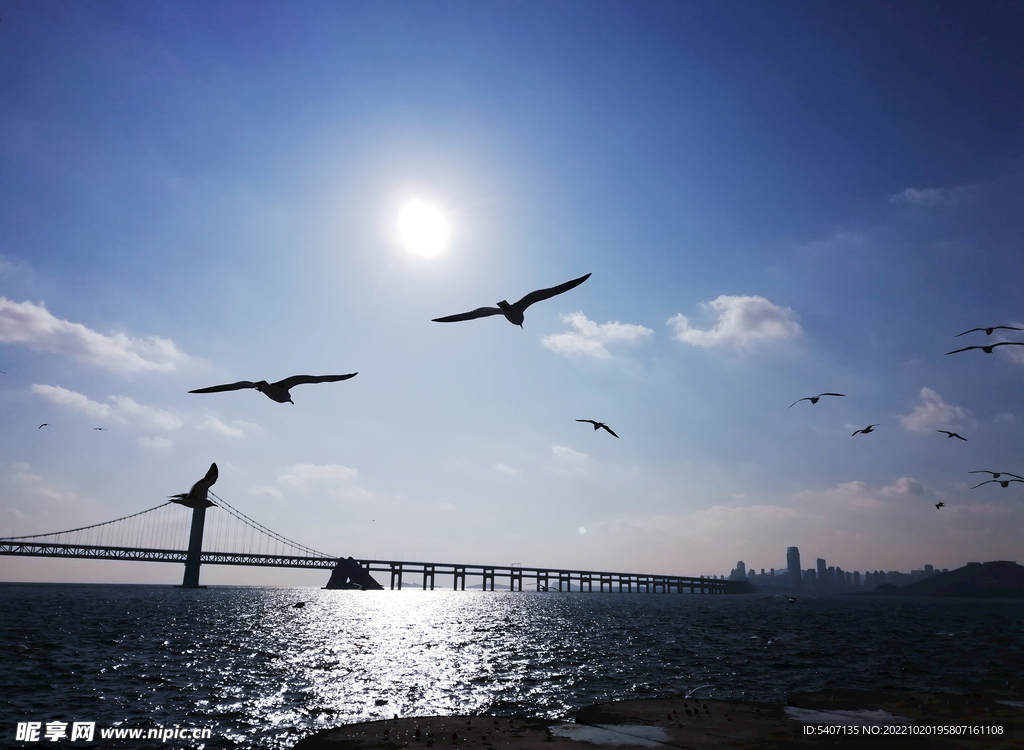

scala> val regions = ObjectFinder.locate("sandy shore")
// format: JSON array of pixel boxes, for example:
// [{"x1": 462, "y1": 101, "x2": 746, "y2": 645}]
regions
[{"x1": 292, "y1": 688, "x2": 1023, "y2": 749}]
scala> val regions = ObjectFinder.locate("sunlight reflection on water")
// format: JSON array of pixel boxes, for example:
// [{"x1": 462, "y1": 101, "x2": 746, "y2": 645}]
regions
[{"x1": 2, "y1": 585, "x2": 1022, "y2": 749}]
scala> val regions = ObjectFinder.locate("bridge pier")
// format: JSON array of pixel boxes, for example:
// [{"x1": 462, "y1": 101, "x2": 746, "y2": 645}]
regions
[
  {"x1": 423, "y1": 565, "x2": 435, "y2": 590},
  {"x1": 179, "y1": 506, "x2": 207, "y2": 588},
  {"x1": 453, "y1": 566, "x2": 465, "y2": 590}
]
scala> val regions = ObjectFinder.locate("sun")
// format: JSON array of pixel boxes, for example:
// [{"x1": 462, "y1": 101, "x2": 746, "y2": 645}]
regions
[{"x1": 397, "y1": 199, "x2": 450, "y2": 258}]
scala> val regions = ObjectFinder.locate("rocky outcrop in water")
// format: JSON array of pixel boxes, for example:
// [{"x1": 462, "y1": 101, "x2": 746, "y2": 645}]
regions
[{"x1": 325, "y1": 557, "x2": 384, "y2": 590}]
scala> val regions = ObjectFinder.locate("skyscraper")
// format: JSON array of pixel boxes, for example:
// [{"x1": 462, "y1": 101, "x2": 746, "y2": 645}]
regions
[{"x1": 787, "y1": 546, "x2": 801, "y2": 589}]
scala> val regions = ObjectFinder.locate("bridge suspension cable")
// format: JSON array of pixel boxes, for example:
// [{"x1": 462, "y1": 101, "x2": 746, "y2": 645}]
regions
[
  {"x1": 0, "y1": 502, "x2": 169, "y2": 541},
  {"x1": 208, "y1": 491, "x2": 332, "y2": 558}
]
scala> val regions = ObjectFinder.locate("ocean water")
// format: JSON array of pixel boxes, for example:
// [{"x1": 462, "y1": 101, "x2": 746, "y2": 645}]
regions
[{"x1": 3, "y1": 583, "x2": 1023, "y2": 749}]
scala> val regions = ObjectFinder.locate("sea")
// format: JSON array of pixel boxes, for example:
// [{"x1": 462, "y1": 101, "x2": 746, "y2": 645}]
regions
[{"x1": 3, "y1": 583, "x2": 1023, "y2": 749}]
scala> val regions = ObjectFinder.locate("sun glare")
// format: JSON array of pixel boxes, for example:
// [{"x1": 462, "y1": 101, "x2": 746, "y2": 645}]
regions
[{"x1": 397, "y1": 199, "x2": 450, "y2": 258}]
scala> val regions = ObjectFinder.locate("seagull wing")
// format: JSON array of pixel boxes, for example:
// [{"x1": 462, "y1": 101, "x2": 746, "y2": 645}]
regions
[
  {"x1": 954, "y1": 328, "x2": 984, "y2": 337},
  {"x1": 992, "y1": 342, "x2": 1024, "y2": 348},
  {"x1": 274, "y1": 373, "x2": 358, "y2": 390},
  {"x1": 600, "y1": 424, "x2": 619, "y2": 438},
  {"x1": 788, "y1": 398, "x2": 811, "y2": 408},
  {"x1": 995, "y1": 326, "x2": 1024, "y2": 332},
  {"x1": 190, "y1": 462, "x2": 219, "y2": 495},
  {"x1": 946, "y1": 346, "x2": 981, "y2": 355},
  {"x1": 1005, "y1": 472, "x2": 1024, "y2": 480},
  {"x1": 968, "y1": 471, "x2": 995, "y2": 475},
  {"x1": 189, "y1": 381, "x2": 259, "y2": 393},
  {"x1": 512, "y1": 273, "x2": 591, "y2": 311},
  {"x1": 576, "y1": 419, "x2": 598, "y2": 425},
  {"x1": 971, "y1": 480, "x2": 996, "y2": 489},
  {"x1": 432, "y1": 306, "x2": 503, "y2": 322},
  {"x1": 818, "y1": 393, "x2": 846, "y2": 398}
]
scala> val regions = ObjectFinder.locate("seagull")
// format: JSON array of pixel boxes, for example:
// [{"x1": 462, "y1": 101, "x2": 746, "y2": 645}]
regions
[
  {"x1": 37, "y1": 423, "x2": 48, "y2": 429},
  {"x1": 189, "y1": 373, "x2": 357, "y2": 404},
  {"x1": 937, "y1": 430, "x2": 967, "y2": 441},
  {"x1": 971, "y1": 479, "x2": 1024, "y2": 490},
  {"x1": 683, "y1": 685, "x2": 713, "y2": 700},
  {"x1": 93, "y1": 427, "x2": 107, "y2": 431},
  {"x1": 946, "y1": 342, "x2": 1024, "y2": 355},
  {"x1": 788, "y1": 393, "x2": 846, "y2": 408},
  {"x1": 576, "y1": 419, "x2": 619, "y2": 438},
  {"x1": 852, "y1": 424, "x2": 879, "y2": 436},
  {"x1": 168, "y1": 462, "x2": 219, "y2": 509},
  {"x1": 432, "y1": 273, "x2": 591, "y2": 327},
  {"x1": 935, "y1": 502, "x2": 945, "y2": 509},
  {"x1": 968, "y1": 471, "x2": 1024, "y2": 480},
  {"x1": 955, "y1": 326, "x2": 1023, "y2": 337}
]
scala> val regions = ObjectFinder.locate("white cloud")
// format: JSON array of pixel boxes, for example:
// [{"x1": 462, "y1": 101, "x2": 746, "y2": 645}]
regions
[
  {"x1": 551, "y1": 445, "x2": 588, "y2": 462},
  {"x1": 32, "y1": 385, "x2": 183, "y2": 431},
  {"x1": 809, "y1": 477, "x2": 924, "y2": 510},
  {"x1": 197, "y1": 416, "x2": 261, "y2": 438},
  {"x1": 248, "y1": 486, "x2": 284, "y2": 500},
  {"x1": 137, "y1": 436, "x2": 173, "y2": 450},
  {"x1": 10, "y1": 461, "x2": 81, "y2": 504},
  {"x1": 277, "y1": 463, "x2": 369, "y2": 499},
  {"x1": 0, "y1": 298, "x2": 191, "y2": 374},
  {"x1": 541, "y1": 312, "x2": 653, "y2": 359},
  {"x1": 881, "y1": 477, "x2": 925, "y2": 497},
  {"x1": 493, "y1": 463, "x2": 521, "y2": 477},
  {"x1": 668, "y1": 295, "x2": 801, "y2": 348},
  {"x1": 899, "y1": 388, "x2": 971, "y2": 433},
  {"x1": 888, "y1": 186, "x2": 974, "y2": 206}
]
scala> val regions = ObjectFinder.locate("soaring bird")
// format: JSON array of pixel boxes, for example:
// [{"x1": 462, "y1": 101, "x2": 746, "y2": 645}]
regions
[
  {"x1": 852, "y1": 424, "x2": 879, "y2": 436},
  {"x1": 955, "y1": 326, "x2": 1023, "y2": 337},
  {"x1": 168, "y1": 463, "x2": 219, "y2": 509},
  {"x1": 576, "y1": 419, "x2": 619, "y2": 438},
  {"x1": 937, "y1": 430, "x2": 967, "y2": 441},
  {"x1": 935, "y1": 502, "x2": 945, "y2": 509},
  {"x1": 946, "y1": 342, "x2": 1024, "y2": 355},
  {"x1": 971, "y1": 479, "x2": 1024, "y2": 490},
  {"x1": 432, "y1": 273, "x2": 591, "y2": 327},
  {"x1": 93, "y1": 427, "x2": 107, "y2": 431},
  {"x1": 968, "y1": 470, "x2": 1024, "y2": 480},
  {"x1": 789, "y1": 393, "x2": 846, "y2": 408},
  {"x1": 189, "y1": 373, "x2": 357, "y2": 404},
  {"x1": 37, "y1": 423, "x2": 48, "y2": 429}
]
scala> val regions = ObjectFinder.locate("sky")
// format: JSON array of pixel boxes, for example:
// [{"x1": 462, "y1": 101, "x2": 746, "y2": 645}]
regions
[{"x1": 1, "y1": 0, "x2": 1023, "y2": 586}]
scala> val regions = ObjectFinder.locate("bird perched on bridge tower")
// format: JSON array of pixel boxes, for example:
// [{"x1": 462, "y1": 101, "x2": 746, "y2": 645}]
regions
[{"x1": 169, "y1": 463, "x2": 219, "y2": 509}]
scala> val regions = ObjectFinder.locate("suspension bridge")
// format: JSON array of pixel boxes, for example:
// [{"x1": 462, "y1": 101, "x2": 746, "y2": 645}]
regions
[{"x1": 0, "y1": 496, "x2": 748, "y2": 594}]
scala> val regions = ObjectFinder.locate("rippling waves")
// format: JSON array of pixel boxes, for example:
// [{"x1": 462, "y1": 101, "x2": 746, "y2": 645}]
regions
[{"x1": 2, "y1": 584, "x2": 1022, "y2": 749}]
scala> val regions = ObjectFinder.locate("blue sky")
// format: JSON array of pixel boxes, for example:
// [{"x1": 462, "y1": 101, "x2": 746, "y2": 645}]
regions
[{"x1": 2, "y1": 0, "x2": 1023, "y2": 585}]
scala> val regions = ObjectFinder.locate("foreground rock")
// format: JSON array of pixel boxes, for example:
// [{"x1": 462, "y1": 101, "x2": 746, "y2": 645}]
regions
[{"x1": 293, "y1": 689, "x2": 1023, "y2": 749}]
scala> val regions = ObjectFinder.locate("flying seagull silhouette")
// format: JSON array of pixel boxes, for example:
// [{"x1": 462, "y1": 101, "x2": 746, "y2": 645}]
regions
[
  {"x1": 852, "y1": 424, "x2": 879, "y2": 436},
  {"x1": 955, "y1": 326, "x2": 1023, "y2": 337},
  {"x1": 37, "y1": 423, "x2": 48, "y2": 429},
  {"x1": 432, "y1": 273, "x2": 591, "y2": 327},
  {"x1": 93, "y1": 427, "x2": 107, "y2": 431},
  {"x1": 789, "y1": 393, "x2": 845, "y2": 408},
  {"x1": 937, "y1": 430, "x2": 967, "y2": 441},
  {"x1": 968, "y1": 470, "x2": 1023, "y2": 480},
  {"x1": 935, "y1": 502, "x2": 945, "y2": 509},
  {"x1": 189, "y1": 374, "x2": 357, "y2": 404},
  {"x1": 946, "y1": 342, "x2": 1024, "y2": 355},
  {"x1": 168, "y1": 463, "x2": 218, "y2": 509},
  {"x1": 971, "y1": 479, "x2": 1024, "y2": 490},
  {"x1": 576, "y1": 419, "x2": 619, "y2": 438}
]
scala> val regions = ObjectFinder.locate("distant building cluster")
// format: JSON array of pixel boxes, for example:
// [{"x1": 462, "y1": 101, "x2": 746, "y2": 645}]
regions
[{"x1": 726, "y1": 546, "x2": 948, "y2": 592}]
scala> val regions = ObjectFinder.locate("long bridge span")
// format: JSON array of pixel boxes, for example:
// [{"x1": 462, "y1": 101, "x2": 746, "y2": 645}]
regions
[{"x1": 0, "y1": 494, "x2": 747, "y2": 594}]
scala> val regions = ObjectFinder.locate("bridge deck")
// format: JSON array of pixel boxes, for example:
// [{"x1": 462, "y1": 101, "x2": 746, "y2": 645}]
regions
[{"x1": 0, "y1": 541, "x2": 746, "y2": 593}]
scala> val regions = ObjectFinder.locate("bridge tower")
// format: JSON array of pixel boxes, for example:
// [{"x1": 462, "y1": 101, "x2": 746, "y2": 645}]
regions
[{"x1": 179, "y1": 506, "x2": 208, "y2": 588}]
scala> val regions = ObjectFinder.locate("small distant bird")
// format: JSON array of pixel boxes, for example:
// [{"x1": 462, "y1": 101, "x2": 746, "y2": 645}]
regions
[
  {"x1": 93, "y1": 427, "x2": 107, "y2": 431},
  {"x1": 971, "y1": 479, "x2": 1024, "y2": 490},
  {"x1": 789, "y1": 393, "x2": 845, "y2": 408},
  {"x1": 937, "y1": 430, "x2": 967, "y2": 441},
  {"x1": 189, "y1": 373, "x2": 357, "y2": 404},
  {"x1": 852, "y1": 424, "x2": 879, "y2": 436},
  {"x1": 37, "y1": 423, "x2": 48, "y2": 429},
  {"x1": 683, "y1": 685, "x2": 712, "y2": 699},
  {"x1": 168, "y1": 462, "x2": 219, "y2": 508},
  {"x1": 432, "y1": 273, "x2": 591, "y2": 327},
  {"x1": 946, "y1": 342, "x2": 1024, "y2": 355},
  {"x1": 935, "y1": 502, "x2": 945, "y2": 509},
  {"x1": 576, "y1": 419, "x2": 619, "y2": 438},
  {"x1": 968, "y1": 470, "x2": 1024, "y2": 480},
  {"x1": 955, "y1": 326, "x2": 1023, "y2": 337}
]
